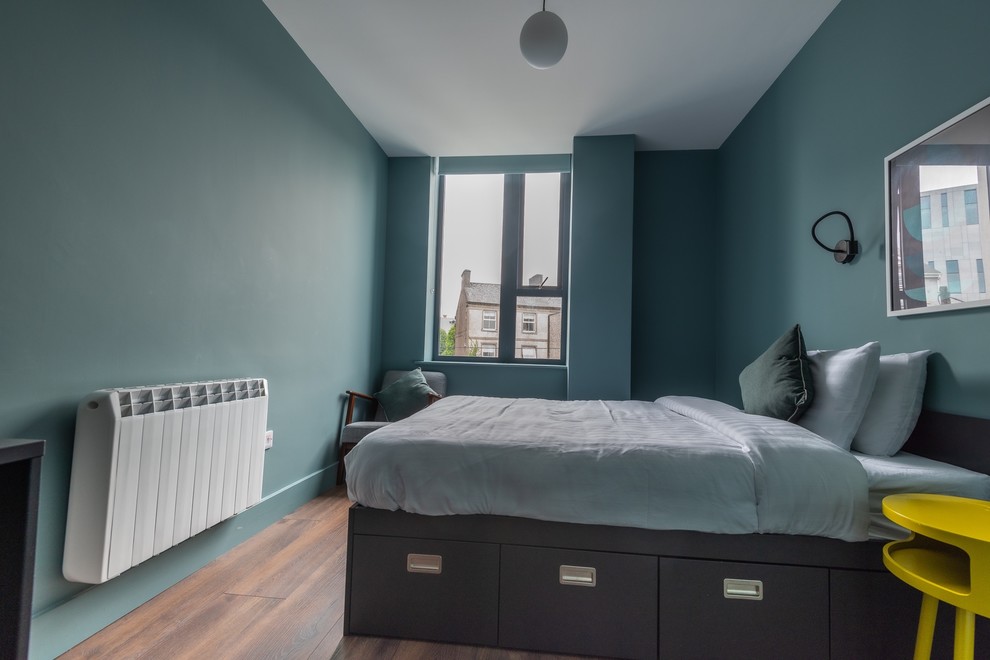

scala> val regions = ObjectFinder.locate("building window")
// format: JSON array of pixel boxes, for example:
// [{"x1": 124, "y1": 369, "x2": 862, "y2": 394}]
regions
[
  {"x1": 434, "y1": 159, "x2": 570, "y2": 364},
  {"x1": 979, "y1": 259, "x2": 986, "y2": 294},
  {"x1": 946, "y1": 259, "x2": 961, "y2": 294},
  {"x1": 521, "y1": 313, "x2": 536, "y2": 333},
  {"x1": 965, "y1": 188, "x2": 979, "y2": 225},
  {"x1": 921, "y1": 195, "x2": 931, "y2": 230},
  {"x1": 941, "y1": 192, "x2": 949, "y2": 227}
]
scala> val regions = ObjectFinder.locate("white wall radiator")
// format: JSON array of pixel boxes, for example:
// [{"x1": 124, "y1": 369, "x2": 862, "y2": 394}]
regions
[{"x1": 63, "y1": 378, "x2": 268, "y2": 584}]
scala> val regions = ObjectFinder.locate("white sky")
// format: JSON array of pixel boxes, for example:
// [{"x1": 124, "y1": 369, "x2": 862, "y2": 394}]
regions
[
  {"x1": 439, "y1": 173, "x2": 561, "y2": 318},
  {"x1": 919, "y1": 165, "x2": 978, "y2": 192}
]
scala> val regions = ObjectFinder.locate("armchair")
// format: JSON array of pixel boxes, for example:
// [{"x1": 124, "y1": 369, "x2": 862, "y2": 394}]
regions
[{"x1": 336, "y1": 369, "x2": 447, "y2": 484}]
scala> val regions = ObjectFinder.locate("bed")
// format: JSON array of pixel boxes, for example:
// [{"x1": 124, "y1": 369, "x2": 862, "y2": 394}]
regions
[
  {"x1": 347, "y1": 396, "x2": 874, "y2": 541},
  {"x1": 341, "y1": 343, "x2": 990, "y2": 658}
]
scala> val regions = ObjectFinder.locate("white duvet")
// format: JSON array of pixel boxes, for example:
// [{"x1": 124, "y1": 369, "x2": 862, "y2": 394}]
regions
[{"x1": 345, "y1": 395, "x2": 871, "y2": 541}]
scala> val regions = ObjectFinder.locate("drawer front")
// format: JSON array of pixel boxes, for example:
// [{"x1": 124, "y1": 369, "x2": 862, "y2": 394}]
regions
[
  {"x1": 830, "y1": 569, "x2": 919, "y2": 659},
  {"x1": 658, "y1": 557, "x2": 828, "y2": 660},
  {"x1": 348, "y1": 535, "x2": 499, "y2": 645},
  {"x1": 500, "y1": 544, "x2": 658, "y2": 660},
  {"x1": 830, "y1": 569, "x2": 990, "y2": 660}
]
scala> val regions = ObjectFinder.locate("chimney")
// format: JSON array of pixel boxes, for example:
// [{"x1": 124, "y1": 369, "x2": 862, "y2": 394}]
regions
[
  {"x1": 528, "y1": 273, "x2": 544, "y2": 286},
  {"x1": 461, "y1": 269, "x2": 472, "y2": 288}
]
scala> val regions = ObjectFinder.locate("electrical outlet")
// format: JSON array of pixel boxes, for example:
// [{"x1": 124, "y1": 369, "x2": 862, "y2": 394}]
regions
[{"x1": 264, "y1": 430, "x2": 274, "y2": 450}]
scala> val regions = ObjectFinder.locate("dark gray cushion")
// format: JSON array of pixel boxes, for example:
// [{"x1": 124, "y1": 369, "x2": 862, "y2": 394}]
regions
[
  {"x1": 374, "y1": 370, "x2": 447, "y2": 422},
  {"x1": 341, "y1": 421, "x2": 388, "y2": 446},
  {"x1": 374, "y1": 368, "x2": 439, "y2": 422},
  {"x1": 739, "y1": 324, "x2": 814, "y2": 422}
]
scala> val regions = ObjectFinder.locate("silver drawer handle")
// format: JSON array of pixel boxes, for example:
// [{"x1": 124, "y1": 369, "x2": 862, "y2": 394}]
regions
[
  {"x1": 407, "y1": 553, "x2": 442, "y2": 574},
  {"x1": 560, "y1": 564, "x2": 597, "y2": 587},
  {"x1": 724, "y1": 578, "x2": 763, "y2": 600}
]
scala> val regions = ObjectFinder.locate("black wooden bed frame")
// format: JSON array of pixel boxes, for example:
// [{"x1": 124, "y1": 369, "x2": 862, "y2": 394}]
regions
[{"x1": 343, "y1": 409, "x2": 990, "y2": 659}]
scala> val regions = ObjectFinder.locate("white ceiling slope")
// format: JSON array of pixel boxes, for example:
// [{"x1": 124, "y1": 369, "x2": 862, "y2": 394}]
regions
[{"x1": 263, "y1": 0, "x2": 840, "y2": 157}]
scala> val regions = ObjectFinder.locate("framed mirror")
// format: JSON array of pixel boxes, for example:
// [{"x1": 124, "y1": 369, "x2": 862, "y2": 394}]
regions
[{"x1": 886, "y1": 96, "x2": 990, "y2": 316}]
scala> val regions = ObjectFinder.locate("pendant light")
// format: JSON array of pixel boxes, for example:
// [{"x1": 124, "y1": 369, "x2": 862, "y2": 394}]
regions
[{"x1": 519, "y1": 1, "x2": 568, "y2": 69}]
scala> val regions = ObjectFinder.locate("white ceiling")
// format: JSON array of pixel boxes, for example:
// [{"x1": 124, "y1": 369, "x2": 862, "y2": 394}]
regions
[{"x1": 263, "y1": 0, "x2": 840, "y2": 157}]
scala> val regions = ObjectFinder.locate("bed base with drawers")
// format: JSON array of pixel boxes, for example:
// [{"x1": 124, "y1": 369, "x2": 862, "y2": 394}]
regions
[{"x1": 343, "y1": 410, "x2": 990, "y2": 659}]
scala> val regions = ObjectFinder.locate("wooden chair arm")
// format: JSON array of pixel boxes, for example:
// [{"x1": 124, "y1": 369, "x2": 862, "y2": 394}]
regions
[
  {"x1": 427, "y1": 393, "x2": 443, "y2": 406},
  {"x1": 345, "y1": 390, "x2": 376, "y2": 425}
]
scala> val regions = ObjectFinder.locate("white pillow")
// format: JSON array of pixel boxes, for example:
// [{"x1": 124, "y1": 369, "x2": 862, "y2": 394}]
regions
[
  {"x1": 797, "y1": 342, "x2": 881, "y2": 449},
  {"x1": 852, "y1": 350, "x2": 932, "y2": 456}
]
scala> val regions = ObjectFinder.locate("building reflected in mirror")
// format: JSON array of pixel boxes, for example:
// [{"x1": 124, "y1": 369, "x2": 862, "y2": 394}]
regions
[{"x1": 887, "y1": 98, "x2": 990, "y2": 315}]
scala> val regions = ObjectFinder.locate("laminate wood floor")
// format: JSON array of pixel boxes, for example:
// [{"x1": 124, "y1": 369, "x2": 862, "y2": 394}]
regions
[{"x1": 62, "y1": 486, "x2": 589, "y2": 660}]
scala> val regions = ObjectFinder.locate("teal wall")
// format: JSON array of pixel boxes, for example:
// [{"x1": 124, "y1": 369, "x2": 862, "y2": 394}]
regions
[
  {"x1": 383, "y1": 140, "x2": 692, "y2": 403},
  {"x1": 632, "y1": 151, "x2": 718, "y2": 401},
  {"x1": 380, "y1": 157, "x2": 434, "y2": 370},
  {"x1": 715, "y1": 0, "x2": 990, "y2": 416},
  {"x1": 425, "y1": 363, "x2": 568, "y2": 400},
  {"x1": 567, "y1": 135, "x2": 636, "y2": 400},
  {"x1": 1, "y1": 2, "x2": 387, "y2": 656},
  {"x1": 379, "y1": 140, "x2": 635, "y2": 401}
]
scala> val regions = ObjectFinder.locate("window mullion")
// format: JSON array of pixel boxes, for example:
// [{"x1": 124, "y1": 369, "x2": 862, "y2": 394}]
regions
[
  {"x1": 499, "y1": 174, "x2": 523, "y2": 361},
  {"x1": 555, "y1": 173, "x2": 571, "y2": 362},
  {"x1": 433, "y1": 175, "x2": 447, "y2": 359}
]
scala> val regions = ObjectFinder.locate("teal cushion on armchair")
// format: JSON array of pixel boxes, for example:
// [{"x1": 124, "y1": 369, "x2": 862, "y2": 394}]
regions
[{"x1": 374, "y1": 368, "x2": 439, "y2": 422}]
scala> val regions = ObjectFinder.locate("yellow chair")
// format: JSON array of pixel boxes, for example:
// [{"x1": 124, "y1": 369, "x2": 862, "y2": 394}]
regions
[{"x1": 882, "y1": 494, "x2": 990, "y2": 659}]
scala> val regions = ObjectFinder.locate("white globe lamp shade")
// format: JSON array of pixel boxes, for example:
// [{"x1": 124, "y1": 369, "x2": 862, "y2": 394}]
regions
[{"x1": 519, "y1": 10, "x2": 568, "y2": 69}]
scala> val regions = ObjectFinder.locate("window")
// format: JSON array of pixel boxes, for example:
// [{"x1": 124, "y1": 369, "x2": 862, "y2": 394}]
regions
[
  {"x1": 434, "y1": 159, "x2": 570, "y2": 363},
  {"x1": 947, "y1": 259, "x2": 961, "y2": 294},
  {"x1": 941, "y1": 192, "x2": 949, "y2": 227},
  {"x1": 521, "y1": 313, "x2": 536, "y2": 333},
  {"x1": 921, "y1": 195, "x2": 931, "y2": 230},
  {"x1": 965, "y1": 188, "x2": 979, "y2": 225},
  {"x1": 979, "y1": 259, "x2": 986, "y2": 294}
]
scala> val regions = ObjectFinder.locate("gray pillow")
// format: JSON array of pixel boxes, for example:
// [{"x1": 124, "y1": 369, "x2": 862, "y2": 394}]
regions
[
  {"x1": 739, "y1": 324, "x2": 814, "y2": 422},
  {"x1": 798, "y1": 342, "x2": 881, "y2": 449},
  {"x1": 374, "y1": 368, "x2": 439, "y2": 422},
  {"x1": 852, "y1": 351, "x2": 931, "y2": 456}
]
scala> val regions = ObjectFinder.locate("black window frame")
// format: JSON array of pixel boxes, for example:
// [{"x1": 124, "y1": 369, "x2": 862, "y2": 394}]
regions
[{"x1": 433, "y1": 170, "x2": 571, "y2": 365}]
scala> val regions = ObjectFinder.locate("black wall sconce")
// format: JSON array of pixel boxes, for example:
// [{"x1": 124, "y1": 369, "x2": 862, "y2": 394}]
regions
[{"x1": 811, "y1": 210, "x2": 859, "y2": 264}]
